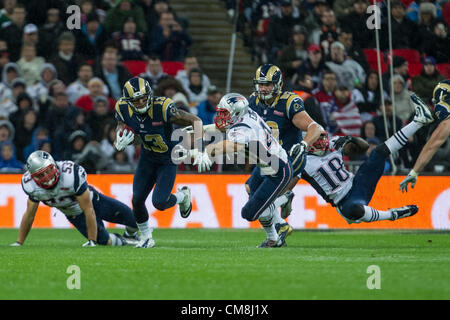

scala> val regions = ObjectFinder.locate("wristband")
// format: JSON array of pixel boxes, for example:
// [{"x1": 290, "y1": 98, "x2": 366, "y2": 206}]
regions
[{"x1": 409, "y1": 170, "x2": 418, "y2": 178}]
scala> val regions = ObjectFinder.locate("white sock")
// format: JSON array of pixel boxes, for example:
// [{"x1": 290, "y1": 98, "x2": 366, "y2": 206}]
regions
[
  {"x1": 174, "y1": 191, "x2": 185, "y2": 204},
  {"x1": 258, "y1": 204, "x2": 278, "y2": 241},
  {"x1": 385, "y1": 121, "x2": 422, "y2": 154},
  {"x1": 137, "y1": 221, "x2": 152, "y2": 238},
  {"x1": 109, "y1": 233, "x2": 124, "y2": 246},
  {"x1": 359, "y1": 206, "x2": 393, "y2": 222},
  {"x1": 273, "y1": 194, "x2": 288, "y2": 208},
  {"x1": 272, "y1": 209, "x2": 286, "y2": 226}
]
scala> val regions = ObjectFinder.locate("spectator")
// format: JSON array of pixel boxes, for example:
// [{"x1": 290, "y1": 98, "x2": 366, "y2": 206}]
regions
[
  {"x1": 333, "y1": 0, "x2": 353, "y2": 20},
  {"x1": 313, "y1": 70, "x2": 338, "y2": 133},
  {"x1": 9, "y1": 91, "x2": 34, "y2": 129},
  {"x1": 0, "y1": 4, "x2": 26, "y2": 62},
  {"x1": 86, "y1": 96, "x2": 115, "y2": 142},
  {"x1": 75, "y1": 77, "x2": 116, "y2": 113},
  {"x1": 352, "y1": 70, "x2": 389, "y2": 120},
  {"x1": 103, "y1": 0, "x2": 147, "y2": 34},
  {"x1": 171, "y1": 91, "x2": 190, "y2": 113},
  {"x1": 304, "y1": 0, "x2": 329, "y2": 32},
  {"x1": 25, "y1": 63, "x2": 56, "y2": 100},
  {"x1": 277, "y1": 25, "x2": 309, "y2": 81},
  {"x1": 311, "y1": 9, "x2": 338, "y2": 56},
  {"x1": 0, "y1": 40, "x2": 10, "y2": 76},
  {"x1": 65, "y1": 130, "x2": 109, "y2": 173},
  {"x1": 183, "y1": 68, "x2": 208, "y2": 108},
  {"x1": 360, "y1": 120, "x2": 376, "y2": 141},
  {"x1": 0, "y1": 140, "x2": 24, "y2": 172},
  {"x1": 37, "y1": 138, "x2": 53, "y2": 156},
  {"x1": 75, "y1": 12, "x2": 109, "y2": 61},
  {"x1": 22, "y1": 23, "x2": 46, "y2": 59},
  {"x1": 338, "y1": 0, "x2": 374, "y2": 50},
  {"x1": 407, "y1": 0, "x2": 442, "y2": 23},
  {"x1": 23, "y1": 126, "x2": 50, "y2": 161},
  {"x1": 197, "y1": 85, "x2": 222, "y2": 125},
  {"x1": 0, "y1": 68, "x2": 16, "y2": 118},
  {"x1": 110, "y1": 150, "x2": 135, "y2": 172},
  {"x1": 154, "y1": 76, "x2": 189, "y2": 100},
  {"x1": 80, "y1": 0, "x2": 107, "y2": 24},
  {"x1": 67, "y1": 63, "x2": 108, "y2": 104},
  {"x1": 0, "y1": 0, "x2": 16, "y2": 27},
  {"x1": 294, "y1": 44, "x2": 326, "y2": 89},
  {"x1": 337, "y1": 28, "x2": 370, "y2": 73},
  {"x1": 38, "y1": 7, "x2": 66, "y2": 60},
  {"x1": 325, "y1": 41, "x2": 366, "y2": 90},
  {"x1": 1, "y1": 62, "x2": 20, "y2": 89},
  {"x1": 113, "y1": 17, "x2": 147, "y2": 61},
  {"x1": 391, "y1": 74, "x2": 415, "y2": 123},
  {"x1": 381, "y1": 1, "x2": 418, "y2": 50},
  {"x1": 423, "y1": 20, "x2": 450, "y2": 64},
  {"x1": 150, "y1": 11, "x2": 192, "y2": 61},
  {"x1": 382, "y1": 56, "x2": 410, "y2": 92},
  {"x1": 329, "y1": 85, "x2": 363, "y2": 137},
  {"x1": 12, "y1": 108, "x2": 38, "y2": 162},
  {"x1": 291, "y1": 73, "x2": 326, "y2": 128},
  {"x1": 175, "y1": 54, "x2": 211, "y2": 90},
  {"x1": 49, "y1": 32, "x2": 84, "y2": 86},
  {"x1": 17, "y1": 43, "x2": 45, "y2": 87},
  {"x1": 95, "y1": 51, "x2": 132, "y2": 100},
  {"x1": 265, "y1": 0, "x2": 302, "y2": 63},
  {"x1": 416, "y1": 2, "x2": 438, "y2": 50},
  {"x1": 0, "y1": 119, "x2": 14, "y2": 144},
  {"x1": 139, "y1": 54, "x2": 170, "y2": 88},
  {"x1": 412, "y1": 56, "x2": 445, "y2": 103}
]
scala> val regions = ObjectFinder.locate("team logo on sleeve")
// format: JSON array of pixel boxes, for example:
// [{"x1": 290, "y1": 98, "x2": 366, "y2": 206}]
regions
[{"x1": 293, "y1": 103, "x2": 301, "y2": 111}]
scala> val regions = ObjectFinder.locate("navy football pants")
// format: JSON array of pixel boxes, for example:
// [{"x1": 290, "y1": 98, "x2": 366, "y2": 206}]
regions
[
  {"x1": 67, "y1": 189, "x2": 138, "y2": 245},
  {"x1": 132, "y1": 151, "x2": 178, "y2": 224}
]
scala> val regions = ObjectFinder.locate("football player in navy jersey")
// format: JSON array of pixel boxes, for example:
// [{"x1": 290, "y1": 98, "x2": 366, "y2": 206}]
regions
[
  {"x1": 248, "y1": 64, "x2": 322, "y2": 234},
  {"x1": 400, "y1": 80, "x2": 450, "y2": 192},
  {"x1": 12, "y1": 151, "x2": 139, "y2": 247},
  {"x1": 114, "y1": 77, "x2": 210, "y2": 248}
]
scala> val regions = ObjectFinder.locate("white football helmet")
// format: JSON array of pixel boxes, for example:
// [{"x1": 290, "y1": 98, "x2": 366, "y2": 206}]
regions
[
  {"x1": 26, "y1": 151, "x2": 60, "y2": 189},
  {"x1": 214, "y1": 93, "x2": 249, "y2": 130}
]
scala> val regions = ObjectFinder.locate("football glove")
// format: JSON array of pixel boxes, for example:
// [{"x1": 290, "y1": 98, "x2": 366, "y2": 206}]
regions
[
  {"x1": 410, "y1": 93, "x2": 428, "y2": 110},
  {"x1": 289, "y1": 141, "x2": 308, "y2": 163},
  {"x1": 193, "y1": 150, "x2": 212, "y2": 173},
  {"x1": 334, "y1": 135, "x2": 355, "y2": 150},
  {"x1": 114, "y1": 128, "x2": 134, "y2": 151},
  {"x1": 82, "y1": 240, "x2": 97, "y2": 247},
  {"x1": 399, "y1": 170, "x2": 418, "y2": 193}
]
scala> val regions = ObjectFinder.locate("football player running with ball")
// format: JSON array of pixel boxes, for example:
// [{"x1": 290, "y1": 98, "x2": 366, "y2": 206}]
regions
[
  {"x1": 114, "y1": 77, "x2": 209, "y2": 248},
  {"x1": 12, "y1": 151, "x2": 139, "y2": 247},
  {"x1": 400, "y1": 80, "x2": 450, "y2": 192},
  {"x1": 291, "y1": 93, "x2": 434, "y2": 224},
  {"x1": 194, "y1": 93, "x2": 294, "y2": 247}
]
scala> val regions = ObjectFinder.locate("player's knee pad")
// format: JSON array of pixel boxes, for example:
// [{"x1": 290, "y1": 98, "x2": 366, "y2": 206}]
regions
[{"x1": 341, "y1": 203, "x2": 365, "y2": 221}]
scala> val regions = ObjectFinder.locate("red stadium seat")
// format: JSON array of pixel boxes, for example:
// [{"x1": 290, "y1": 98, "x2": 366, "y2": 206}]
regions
[
  {"x1": 161, "y1": 61, "x2": 185, "y2": 76},
  {"x1": 400, "y1": 0, "x2": 414, "y2": 8},
  {"x1": 436, "y1": 63, "x2": 450, "y2": 78},
  {"x1": 122, "y1": 60, "x2": 147, "y2": 77},
  {"x1": 443, "y1": 2, "x2": 450, "y2": 27},
  {"x1": 363, "y1": 49, "x2": 387, "y2": 73},
  {"x1": 408, "y1": 63, "x2": 423, "y2": 77},
  {"x1": 391, "y1": 49, "x2": 421, "y2": 63}
]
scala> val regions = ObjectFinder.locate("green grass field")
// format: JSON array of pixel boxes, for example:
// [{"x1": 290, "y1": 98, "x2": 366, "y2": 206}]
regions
[{"x1": 1, "y1": 228, "x2": 450, "y2": 300}]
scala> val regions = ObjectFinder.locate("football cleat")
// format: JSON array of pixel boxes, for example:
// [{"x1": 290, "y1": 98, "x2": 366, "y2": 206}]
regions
[
  {"x1": 122, "y1": 231, "x2": 140, "y2": 245},
  {"x1": 411, "y1": 94, "x2": 434, "y2": 125},
  {"x1": 280, "y1": 190, "x2": 295, "y2": 219},
  {"x1": 135, "y1": 235, "x2": 155, "y2": 248},
  {"x1": 257, "y1": 237, "x2": 286, "y2": 248},
  {"x1": 389, "y1": 205, "x2": 419, "y2": 221},
  {"x1": 179, "y1": 186, "x2": 192, "y2": 218},
  {"x1": 275, "y1": 222, "x2": 294, "y2": 243}
]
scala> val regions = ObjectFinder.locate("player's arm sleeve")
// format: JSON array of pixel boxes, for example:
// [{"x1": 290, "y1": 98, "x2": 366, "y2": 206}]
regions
[
  {"x1": 73, "y1": 164, "x2": 88, "y2": 196},
  {"x1": 226, "y1": 125, "x2": 252, "y2": 146},
  {"x1": 114, "y1": 101, "x2": 126, "y2": 123},
  {"x1": 21, "y1": 176, "x2": 39, "y2": 203},
  {"x1": 435, "y1": 102, "x2": 450, "y2": 124}
]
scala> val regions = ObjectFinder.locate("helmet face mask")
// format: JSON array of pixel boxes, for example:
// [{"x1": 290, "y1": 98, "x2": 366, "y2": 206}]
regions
[
  {"x1": 123, "y1": 77, "x2": 153, "y2": 114},
  {"x1": 214, "y1": 93, "x2": 249, "y2": 130},
  {"x1": 253, "y1": 64, "x2": 283, "y2": 102},
  {"x1": 308, "y1": 132, "x2": 330, "y2": 156},
  {"x1": 432, "y1": 80, "x2": 450, "y2": 105},
  {"x1": 26, "y1": 151, "x2": 60, "y2": 189}
]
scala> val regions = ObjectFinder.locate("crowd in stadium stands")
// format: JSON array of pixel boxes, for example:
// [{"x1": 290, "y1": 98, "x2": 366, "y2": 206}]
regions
[
  {"x1": 232, "y1": 0, "x2": 450, "y2": 173},
  {"x1": 0, "y1": 0, "x2": 448, "y2": 174}
]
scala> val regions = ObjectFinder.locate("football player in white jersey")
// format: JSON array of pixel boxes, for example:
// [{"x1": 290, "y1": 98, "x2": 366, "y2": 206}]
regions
[
  {"x1": 290, "y1": 93, "x2": 434, "y2": 224},
  {"x1": 193, "y1": 93, "x2": 294, "y2": 247},
  {"x1": 11, "y1": 151, "x2": 139, "y2": 247}
]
